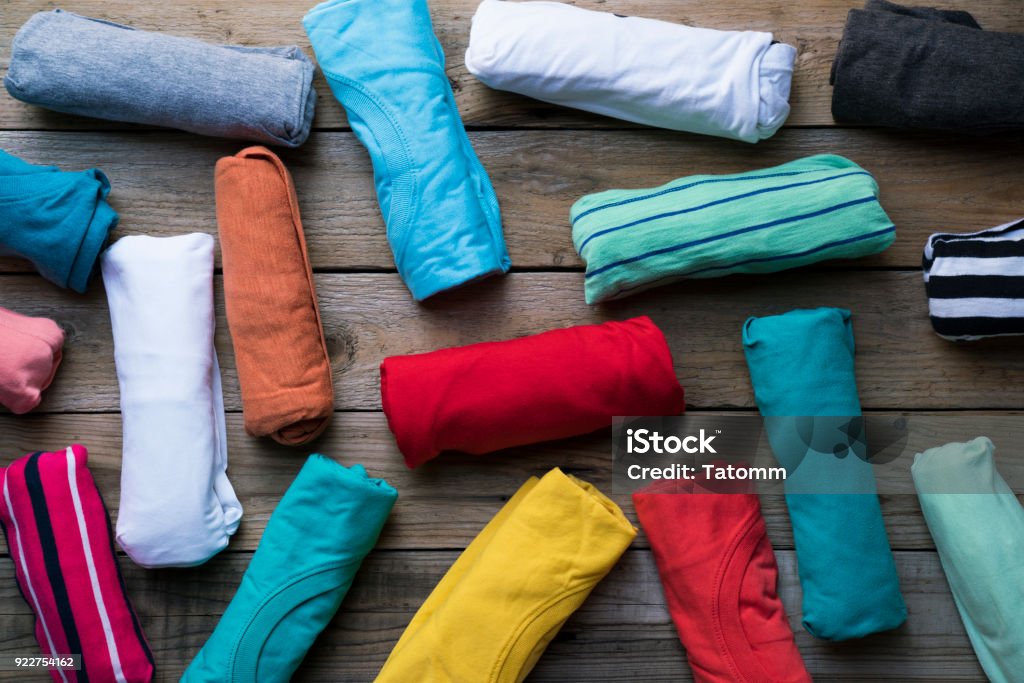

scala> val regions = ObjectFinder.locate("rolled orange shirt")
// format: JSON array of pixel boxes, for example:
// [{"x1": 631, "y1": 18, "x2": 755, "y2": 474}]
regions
[{"x1": 215, "y1": 147, "x2": 334, "y2": 445}]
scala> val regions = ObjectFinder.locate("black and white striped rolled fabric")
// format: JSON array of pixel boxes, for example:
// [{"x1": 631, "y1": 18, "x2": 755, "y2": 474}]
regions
[{"x1": 924, "y1": 218, "x2": 1024, "y2": 340}]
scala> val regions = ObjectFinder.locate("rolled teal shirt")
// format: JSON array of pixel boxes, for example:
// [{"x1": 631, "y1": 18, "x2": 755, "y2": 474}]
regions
[
  {"x1": 743, "y1": 307, "x2": 906, "y2": 641},
  {"x1": 304, "y1": 0, "x2": 510, "y2": 301},
  {"x1": 0, "y1": 149, "x2": 117, "y2": 293},
  {"x1": 182, "y1": 454, "x2": 397, "y2": 682}
]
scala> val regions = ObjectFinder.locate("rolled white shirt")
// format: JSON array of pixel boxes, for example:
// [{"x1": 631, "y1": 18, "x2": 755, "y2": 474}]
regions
[
  {"x1": 102, "y1": 233, "x2": 243, "y2": 568},
  {"x1": 465, "y1": 0, "x2": 796, "y2": 143}
]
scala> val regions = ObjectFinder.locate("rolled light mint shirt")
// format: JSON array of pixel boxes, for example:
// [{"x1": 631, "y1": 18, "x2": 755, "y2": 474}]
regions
[
  {"x1": 465, "y1": 0, "x2": 797, "y2": 142},
  {"x1": 913, "y1": 437, "x2": 1024, "y2": 683},
  {"x1": 6, "y1": 10, "x2": 316, "y2": 147}
]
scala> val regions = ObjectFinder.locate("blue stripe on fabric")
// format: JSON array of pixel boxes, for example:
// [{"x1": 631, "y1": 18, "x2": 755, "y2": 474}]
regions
[
  {"x1": 584, "y1": 196, "x2": 880, "y2": 279},
  {"x1": 605, "y1": 225, "x2": 897, "y2": 299},
  {"x1": 575, "y1": 171, "x2": 873, "y2": 252},
  {"x1": 571, "y1": 169, "x2": 816, "y2": 224}
]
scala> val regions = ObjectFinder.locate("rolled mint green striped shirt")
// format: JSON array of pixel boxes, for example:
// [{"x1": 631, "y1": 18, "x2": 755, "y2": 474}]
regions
[{"x1": 570, "y1": 154, "x2": 896, "y2": 304}]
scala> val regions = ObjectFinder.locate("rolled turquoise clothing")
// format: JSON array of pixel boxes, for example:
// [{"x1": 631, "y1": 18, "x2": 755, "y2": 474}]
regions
[
  {"x1": 742, "y1": 307, "x2": 906, "y2": 641},
  {"x1": 303, "y1": 0, "x2": 510, "y2": 301},
  {"x1": 182, "y1": 454, "x2": 397, "y2": 682},
  {"x1": 0, "y1": 149, "x2": 117, "y2": 293},
  {"x1": 913, "y1": 437, "x2": 1024, "y2": 683},
  {"x1": 571, "y1": 155, "x2": 895, "y2": 304}
]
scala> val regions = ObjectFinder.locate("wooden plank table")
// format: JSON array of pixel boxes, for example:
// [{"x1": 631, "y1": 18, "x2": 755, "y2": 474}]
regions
[{"x1": 2, "y1": 1, "x2": 1023, "y2": 680}]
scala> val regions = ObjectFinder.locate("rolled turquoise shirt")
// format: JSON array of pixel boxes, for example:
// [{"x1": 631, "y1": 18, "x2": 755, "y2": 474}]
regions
[
  {"x1": 913, "y1": 437, "x2": 1024, "y2": 683},
  {"x1": 182, "y1": 454, "x2": 397, "y2": 682},
  {"x1": 742, "y1": 307, "x2": 906, "y2": 641},
  {"x1": 303, "y1": 0, "x2": 510, "y2": 301},
  {"x1": 0, "y1": 149, "x2": 117, "y2": 293}
]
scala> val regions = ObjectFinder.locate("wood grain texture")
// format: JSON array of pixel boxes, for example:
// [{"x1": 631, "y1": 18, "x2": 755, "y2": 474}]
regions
[
  {"x1": 1, "y1": 1, "x2": 1023, "y2": 131},
  {"x1": 1, "y1": 412, "x2": 1022, "y2": 554},
  {"x1": 0, "y1": 550, "x2": 987, "y2": 681},
  {"x1": 4, "y1": 271, "x2": 1024, "y2": 412},
  {"x1": 0, "y1": 129, "x2": 1022, "y2": 273},
  {"x1": 3, "y1": 1, "x2": 1024, "y2": 679}
]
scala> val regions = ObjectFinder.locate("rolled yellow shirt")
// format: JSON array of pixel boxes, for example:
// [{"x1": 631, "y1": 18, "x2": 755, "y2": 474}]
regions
[{"x1": 375, "y1": 468, "x2": 636, "y2": 682}]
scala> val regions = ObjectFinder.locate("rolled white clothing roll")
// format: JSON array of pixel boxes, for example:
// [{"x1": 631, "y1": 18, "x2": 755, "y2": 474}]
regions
[
  {"x1": 465, "y1": 0, "x2": 796, "y2": 142},
  {"x1": 102, "y1": 233, "x2": 243, "y2": 568}
]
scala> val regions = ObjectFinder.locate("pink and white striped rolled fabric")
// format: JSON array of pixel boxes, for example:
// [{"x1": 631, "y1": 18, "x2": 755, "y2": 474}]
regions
[{"x1": 0, "y1": 445, "x2": 154, "y2": 683}]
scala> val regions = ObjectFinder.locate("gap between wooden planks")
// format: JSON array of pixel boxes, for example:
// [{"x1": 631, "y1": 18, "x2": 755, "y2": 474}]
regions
[
  {"x1": 0, "y1": 129, "x2": 1021, "y2": 274},
  {"x1": 1, "y1": 411, "x2": 1023, "y2": 553},
  {"x1": 3, "y1": 271, "x2": 1024, "y2": 413}
]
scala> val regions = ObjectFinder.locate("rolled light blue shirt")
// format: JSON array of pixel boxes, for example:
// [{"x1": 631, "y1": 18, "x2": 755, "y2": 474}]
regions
[{"x1": 304, "y1": 0, "x2": 510, "y2": 301}]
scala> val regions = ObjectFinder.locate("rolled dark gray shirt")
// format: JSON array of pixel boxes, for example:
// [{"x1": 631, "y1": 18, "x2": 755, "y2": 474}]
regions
[
  {"x1": 831, "y1": 0, "x2": 1024, "y2": 131},
  {"x1": 5, "y1": 10, "x2": 317, "y2": 147}
]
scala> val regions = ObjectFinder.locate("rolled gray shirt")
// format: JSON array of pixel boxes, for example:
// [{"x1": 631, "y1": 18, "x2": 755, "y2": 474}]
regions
[
  {"x1": 5, "y1": 10, "x2": 317, "y2": 147},
  {"x1": 831, "y1": 0, "x2": 1024, "y2": 131}
]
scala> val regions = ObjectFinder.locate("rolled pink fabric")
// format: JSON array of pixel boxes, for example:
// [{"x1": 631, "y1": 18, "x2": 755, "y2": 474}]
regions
[
  {"x1": 0, "y1": 445, "x2": 154, "y2": 682},
  {"x1": 0, "y1": 306, "x2": 64, "y2": 413}
]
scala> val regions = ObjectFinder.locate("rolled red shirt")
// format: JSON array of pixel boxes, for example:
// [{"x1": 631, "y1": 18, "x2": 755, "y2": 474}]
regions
[
  {"x1": 634, "y1": 475, "x2": 811, "y2": 683},
  {"x1": 380, "y1": 316, "x2": 685, "y2": 468}
]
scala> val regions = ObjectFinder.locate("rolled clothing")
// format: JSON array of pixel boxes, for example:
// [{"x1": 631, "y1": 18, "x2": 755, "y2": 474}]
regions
[
  {"x1": 0, "y1": 307, "x2": 64, "y2": 414},
  {"x1": 0, "y1": 445, "x2": 154, "y2": 683},
  {"x1": 304, "y1": 0, "x2": 510, "y2": 301},
  {"x1": 742, "y1": 308, "x2": 906, "y2": 641},
  {"x1": 831, "y1": 0, "x2": 1024, "y2": 131},
  {"x1": 923, "y1": 217, "x2": 1024, "y2": 341},
  {"x1": 6, "y1": 10, "x2": 316, "y2": 147},
  {"x1": 183, "y1": 454, "x2": 397, "y2": 683},
  {"x1": 215, "y1": 147, "x2": 334, "y2": 445},
  {"x1": 0, "y1": 149, "x2": 117, "y2": 293},
  {"x1": 380, "y1": 316, "x2": 685, "y2": 468},
  {"x1": 102, "y1": 234, "x2": 243, "y2": 568},
  {"x1": 466, "y1": 0, "x2": 796, "y2": 142},
  {"x1": 633, "y1": 477, "x2": 811, "y2": 683},
  {"x1": 572, "y1": 154, "x2": 895, "y2": 304},
  {"x1": 912, "y1": 437, "x2": 1024, "y2": 683},
  {"x1": 375, "y1": 468, "x2": 635, "y2": 682}
]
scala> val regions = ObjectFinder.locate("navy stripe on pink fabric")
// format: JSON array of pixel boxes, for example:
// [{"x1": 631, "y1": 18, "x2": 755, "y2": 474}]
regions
[{"x1": 0, "y1": 446, "x2": 154, "y2": 683}]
